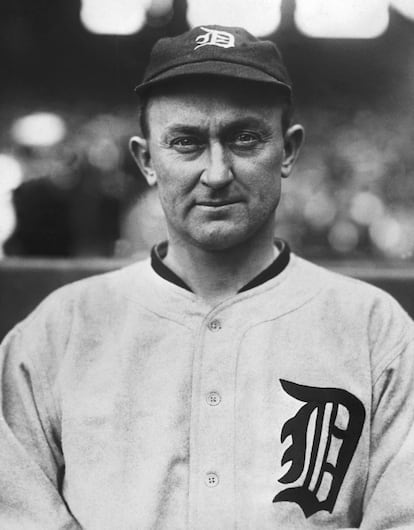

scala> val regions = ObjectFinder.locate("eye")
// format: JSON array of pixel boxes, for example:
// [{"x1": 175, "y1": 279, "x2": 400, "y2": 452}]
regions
[
  {"x1": 170, "y1": 136, "x2": 203, "y2": 153},
  {"x1": 231, "y1": 131, "x2": 260, "y2": 148}
]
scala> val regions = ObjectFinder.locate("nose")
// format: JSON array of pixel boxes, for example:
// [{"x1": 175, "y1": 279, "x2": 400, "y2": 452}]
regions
[{"x1": 200, "y1": 143, "x2": 234, "y2": 189}]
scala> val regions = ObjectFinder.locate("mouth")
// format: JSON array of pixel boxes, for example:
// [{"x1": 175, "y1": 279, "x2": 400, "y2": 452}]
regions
[{"x1": 196, "y1": 200, "x2": 241, "y2": 207}]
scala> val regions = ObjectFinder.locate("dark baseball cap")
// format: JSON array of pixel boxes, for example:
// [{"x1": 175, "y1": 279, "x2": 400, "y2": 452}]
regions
[{"x1": 134, "y1": 25, "x2": 292, "y2": 97}]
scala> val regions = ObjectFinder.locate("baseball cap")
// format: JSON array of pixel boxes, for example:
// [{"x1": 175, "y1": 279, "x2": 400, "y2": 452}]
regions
[{"x1": 134, "y1": 25, "x2": 292, "y2": 97}]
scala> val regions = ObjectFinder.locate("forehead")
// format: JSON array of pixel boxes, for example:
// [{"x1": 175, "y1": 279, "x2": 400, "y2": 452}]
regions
[{"x1": 145, "y1": 77, "x2": 284, "y2": 129}]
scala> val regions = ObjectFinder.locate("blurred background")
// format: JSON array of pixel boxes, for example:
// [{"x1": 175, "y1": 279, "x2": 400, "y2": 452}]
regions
[{"x1": 1, "y1": 0, "x2": 414, "y2": 262}]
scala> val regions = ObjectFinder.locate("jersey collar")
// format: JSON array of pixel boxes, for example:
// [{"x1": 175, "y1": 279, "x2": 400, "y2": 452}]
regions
[{"x1": 151, "y1": 239, "x2": 290, "y2": 294}]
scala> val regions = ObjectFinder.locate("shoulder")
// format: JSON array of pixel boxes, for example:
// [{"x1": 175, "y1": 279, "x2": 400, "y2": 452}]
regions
[
  {"x1": 0, "y1": 258, "x2": 155, "y2": 373},
  {"x1": 10, "y1": 257, "x2": 153, "y2": 337},
  {"x1": 293, "y1": 254, "x2": 412, "y2": 314},
  {"x1": 292, "y1": 255, "x2": 414, "y2": 371}
]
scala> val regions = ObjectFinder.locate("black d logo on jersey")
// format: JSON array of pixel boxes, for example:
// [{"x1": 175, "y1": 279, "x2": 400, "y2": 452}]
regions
[{"x1": 273, "y1": 379, "x2": 365, "y2": 518}]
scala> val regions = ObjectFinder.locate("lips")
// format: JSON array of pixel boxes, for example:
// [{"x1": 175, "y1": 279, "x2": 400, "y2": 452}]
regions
[{"x1": 196, "y1": 199, "x2": 241, "y2": 207}]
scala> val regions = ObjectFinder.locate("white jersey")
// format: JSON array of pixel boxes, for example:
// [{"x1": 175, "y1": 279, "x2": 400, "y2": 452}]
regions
[{"x1": 1, "y1": 254, "x2": 414, "y2": 529}]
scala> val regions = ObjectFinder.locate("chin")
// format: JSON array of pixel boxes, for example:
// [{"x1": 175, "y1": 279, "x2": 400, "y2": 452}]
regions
[{"x1": 189, "y1": 226, "x2": 255, "y2": 252}]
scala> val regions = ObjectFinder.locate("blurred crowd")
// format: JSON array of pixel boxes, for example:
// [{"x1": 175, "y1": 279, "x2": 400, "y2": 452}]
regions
[{"x1": 279, "y1": 101, "x2": 414, "y2": 260}]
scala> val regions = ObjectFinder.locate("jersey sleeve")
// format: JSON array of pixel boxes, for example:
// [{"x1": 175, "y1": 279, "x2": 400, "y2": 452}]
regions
[
  {"x1": 0, "y1": 307, "x2": 81, "y2": 529},
  {"x1": 359, "y1": 300, "x2": 414, "y2": 529}
]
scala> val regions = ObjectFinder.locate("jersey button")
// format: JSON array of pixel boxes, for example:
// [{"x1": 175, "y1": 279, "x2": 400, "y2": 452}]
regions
[
  {"x1": 208, "y1": 319, "x2": 222, "y2": 331},
  {"x1": 205, "y1": 472, "x2": 219, "y2": 488},
  {"x1": 206, "y1": 391, "x2": 221, "y2": 406}
]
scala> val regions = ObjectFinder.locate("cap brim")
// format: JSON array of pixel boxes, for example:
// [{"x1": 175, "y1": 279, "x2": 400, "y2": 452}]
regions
[{"x1": 134, "y1": 60, "x2": 291, "y2": 95}]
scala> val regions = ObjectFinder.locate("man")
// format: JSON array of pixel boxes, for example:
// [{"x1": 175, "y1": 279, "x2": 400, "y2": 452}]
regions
[{"x1": 1, "y1": 25, "x2": 414, "y2": 530}]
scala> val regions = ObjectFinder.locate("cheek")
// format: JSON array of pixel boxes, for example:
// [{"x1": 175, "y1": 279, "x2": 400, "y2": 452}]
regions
[
  {"x1": 151, "y1": 159, "x2": 182, "y2": 201},
  {"x1": 153, "y1": 161, "x2": 201, "y2": 210},
  {"x1": 243, "y1": 159, "x2": 282, "y2": 202},
  {"x1": 157, "y1": 182, "x2": 178, "y2": 211},
  {"x1": 155, "y1": 174, "x2": 191, "y2": 220},
  {"x1": 254, "y1": 182, "x2": 281, "y2": 217}
]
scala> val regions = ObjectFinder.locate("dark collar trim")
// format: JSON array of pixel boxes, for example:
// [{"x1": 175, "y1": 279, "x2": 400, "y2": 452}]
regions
[
  {"x1": 151, "y1": 239, "x2": 290, "y2": 294},
  {"x1": 238, "y1": 239, "x2": 290, "y2": 292},
  {"x1": 151, "y1": 241, "x2": 192, "y2": 292}
]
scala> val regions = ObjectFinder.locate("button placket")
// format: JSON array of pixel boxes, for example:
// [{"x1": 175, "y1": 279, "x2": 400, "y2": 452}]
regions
[{"x1": 188, "y1": 311, "x2": 236, "y2": 527}]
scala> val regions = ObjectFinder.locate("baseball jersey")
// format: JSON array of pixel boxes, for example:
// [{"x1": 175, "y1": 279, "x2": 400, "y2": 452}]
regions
[{"x1": 1, "y1": 252, "x2": 414, "y2": 529}]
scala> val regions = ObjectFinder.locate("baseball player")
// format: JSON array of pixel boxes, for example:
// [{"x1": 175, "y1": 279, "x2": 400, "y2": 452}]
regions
[{"x1": 1, "y1": 25, "x2": 414, "y2": 529}]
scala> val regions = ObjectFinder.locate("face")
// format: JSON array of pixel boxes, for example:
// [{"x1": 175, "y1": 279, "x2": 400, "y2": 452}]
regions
[{"x1": 131, "y1": 78, "x2": 303, "y2": 251}]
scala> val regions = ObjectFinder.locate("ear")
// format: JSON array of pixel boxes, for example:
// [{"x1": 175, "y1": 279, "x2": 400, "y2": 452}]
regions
[
  {"x1": 129, "y1": 136, "x2": 157, "y2": 186},
  {"x1": 281, "y1": 124, "x2": 305, "y2": 179}
]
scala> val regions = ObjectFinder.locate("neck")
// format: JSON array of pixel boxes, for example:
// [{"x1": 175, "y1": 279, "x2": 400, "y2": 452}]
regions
[{"x1": 163, "y1": 228, "x2": 278, "y2": 306}]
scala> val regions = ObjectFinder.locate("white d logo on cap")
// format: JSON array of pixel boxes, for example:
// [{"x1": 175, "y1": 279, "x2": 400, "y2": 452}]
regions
[{"x1": 194, "y1": 27, "x2": 235, "y2": 50}]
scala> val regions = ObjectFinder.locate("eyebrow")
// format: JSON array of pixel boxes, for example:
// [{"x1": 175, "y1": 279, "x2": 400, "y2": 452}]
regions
[
  {"x1": 164, "y1": 125, "x2": 204, "y2": 135},
  {"x1": 225, "y1": 117, "x2": 270, "y2": 129},
  {"x1": 164, "y1": 117, "x2": 272, "y2": 136}
]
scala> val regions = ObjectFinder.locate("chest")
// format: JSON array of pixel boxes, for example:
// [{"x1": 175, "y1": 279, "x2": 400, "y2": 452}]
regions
[{"x1": 59, "y1": 311, "x2": 370, "y2": 528}]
